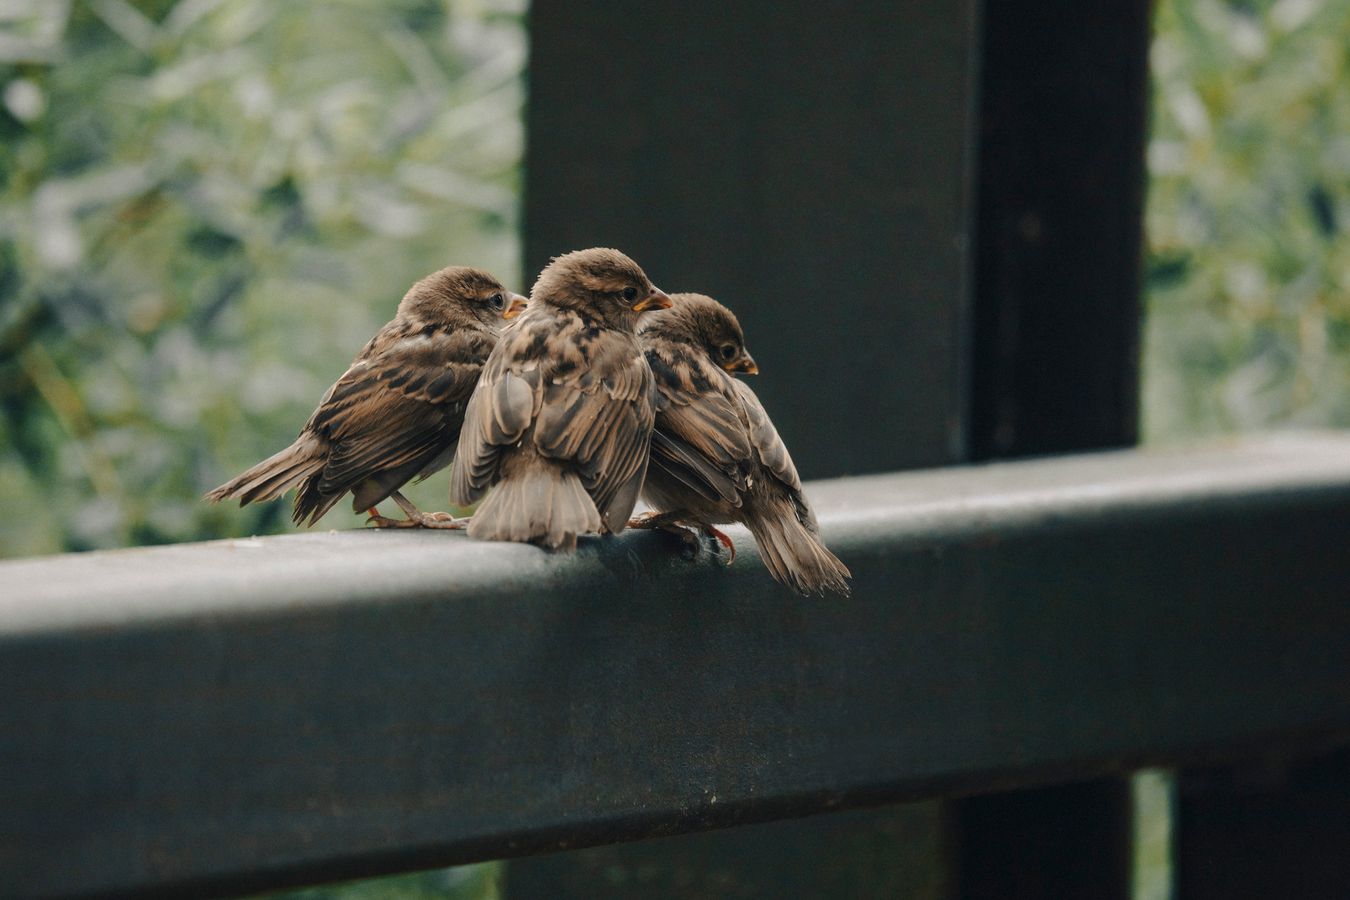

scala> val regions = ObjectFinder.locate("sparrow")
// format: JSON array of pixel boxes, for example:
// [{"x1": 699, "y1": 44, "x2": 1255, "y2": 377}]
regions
[
  {"x1": 631, "y1": 293, "x2": 851, "y2": 596},
  {"x1": 451, "y1": 247, "x2": 672, "y2": 550},
  {"x1": 205, "y1": 266, "x2": 527, "y2": 528}
]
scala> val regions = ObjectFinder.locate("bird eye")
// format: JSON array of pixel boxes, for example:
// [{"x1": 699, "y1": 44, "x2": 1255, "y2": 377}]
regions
[
  {"x1": 720, "y1": 344, "x2": 738, "y2": 360},
  {"x1": 621, "y1": 286, "x2": 638, "y2": 303},
  {"x1": 489, "y1": 293, "x2": 504, "y2": 310}
]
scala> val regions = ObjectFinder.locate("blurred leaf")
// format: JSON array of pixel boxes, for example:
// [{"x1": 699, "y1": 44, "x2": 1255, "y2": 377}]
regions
[
  {"x1": 0, "y1": 0, "x2": 523, "y2": 556},
  {"x1": 1144, "y1": 0, "x2": 1350, "y2": 441}
]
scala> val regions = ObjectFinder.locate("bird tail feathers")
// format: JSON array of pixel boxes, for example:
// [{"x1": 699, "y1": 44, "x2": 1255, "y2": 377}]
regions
[
  {"x1": 747, "y1": 510, "x2": 851, "y2": 597},
  {"x1": 203, "y1": 435, "x2": 325, "y2": 510},
  {"x1": 467, "y1": 462, "x2": 601, "y2": 551}
]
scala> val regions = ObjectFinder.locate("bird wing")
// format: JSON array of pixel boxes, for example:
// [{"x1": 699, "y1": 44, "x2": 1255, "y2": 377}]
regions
[
  {"x1": 729, "y1": 377, "x2": 802, "y2": 493},
  {"x1": 531, "y1": 327, "x2": 657, "y2": 531},
  {"x1": 451, "y1": 319, "x2": 546, "y2": 505},
  {"x1": 646, "y1": 350, "x2": 752, "y2": 507},
  {"x1": 306, "y1": 325, "x2": 489, "y2": 497}
]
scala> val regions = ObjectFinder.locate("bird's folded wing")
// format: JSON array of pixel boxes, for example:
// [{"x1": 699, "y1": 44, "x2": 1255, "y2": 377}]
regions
[
  {"x1": 312, "y1": 329, "x2": 489, "y2": 429},
  {"x1": 532, "y1": 341, "x2": 656, "y2": 531},
  {"x1": 729, "y1": 377, "x2": 802, "y2": 492},
  {"x1": 647, "y1": 363, "x2": 752, "y2": 506},
  {"x1": 450, "y1": 355, "x2": 537, "y2": 506},
  {"x1": 648, "y1": 429, "x2": 741, "y2": 506},
  {"x1": 307, "y1": 329, "x2": 487, "y2": 496},
  {"x1": 316, "y1": 403, "x2": 451, "y2": 496}
]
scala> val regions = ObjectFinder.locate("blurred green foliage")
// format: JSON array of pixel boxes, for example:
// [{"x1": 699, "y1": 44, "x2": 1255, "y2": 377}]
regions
[
  {"x1": 256, "y1": 863, "x2": 499, "y2": 900},
  {"x1": 1145, "y1": 0, "x2": 1350, "y2": 440},
  {"x1": 0, "y1": 0, "x2": 523, "y2": 557},
  {"x1": 5, "y1": 0, "x2": 1345, "y2": 558}
]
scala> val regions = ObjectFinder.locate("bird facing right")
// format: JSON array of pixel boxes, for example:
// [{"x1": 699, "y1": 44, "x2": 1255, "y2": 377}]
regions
[
  {"x1": 205, "y1": 266, "x2": 526, "y2": 529},
  {"x1": 451, "y1": 248, "x2": 672, "y2": 551},
  {"x1": 633, "y1": 293, "x2": 851, "y2": 596}
]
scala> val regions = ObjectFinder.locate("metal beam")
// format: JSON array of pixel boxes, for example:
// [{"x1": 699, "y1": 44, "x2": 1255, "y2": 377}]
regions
[
  {"x1": 3, "y1": 435, "x2": 1350, "y2": 898},
  {"x1": 1178, "y1": 749, "x2": 1350, "y2": 899}
]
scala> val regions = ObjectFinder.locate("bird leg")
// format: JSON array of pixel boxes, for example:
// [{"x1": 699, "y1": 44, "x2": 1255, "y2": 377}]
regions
[
  {"x1": 626, "y1": 510, "x2": 702, "y2": 558},
  {"x1": 626, "y1": 510, "x2": 685, "y2": 530},
  {"x1": 393, "y1": 491, "x2": 470, "y2": 529},
  {"x1": 366, "y1": 492, "x2": 470, "y2": 529}
]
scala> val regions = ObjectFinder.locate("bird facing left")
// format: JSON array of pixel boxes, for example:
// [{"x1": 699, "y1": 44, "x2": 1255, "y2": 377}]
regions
[{"x1": 204, "y1": 266, "x2": 527, "y2": 528}]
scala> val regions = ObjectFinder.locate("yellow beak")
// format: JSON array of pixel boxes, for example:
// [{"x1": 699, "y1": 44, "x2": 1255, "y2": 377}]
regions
[
  {"x1": 502, "y1": 293, "x2": 528, "y2": 319},
  {"x1": 632, "y1": 287, "x2": 673, "y2": 313},
  {"x1": 724, "y1": 353, "x2": 759, "y2": 375}
]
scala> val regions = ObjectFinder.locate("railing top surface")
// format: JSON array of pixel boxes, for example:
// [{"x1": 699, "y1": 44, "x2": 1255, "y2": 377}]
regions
[
  {"x1": 4, "y1": 433, "x2": 1350, "y2": 898},
  {"x1": 4, "y1": 432, "x2": 1347, "y2": 635}
]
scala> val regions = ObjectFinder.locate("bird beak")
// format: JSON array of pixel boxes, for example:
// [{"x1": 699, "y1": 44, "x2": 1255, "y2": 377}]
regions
[
  {"x1": 502, "y1": 293, "x2": 528, "y2": 320},
  {"x1": 632, "y1": 286, "x2": 673, "y2": 313},
  {"x1": 725, "y1": 352, "x2": 759, "y2": 375}
]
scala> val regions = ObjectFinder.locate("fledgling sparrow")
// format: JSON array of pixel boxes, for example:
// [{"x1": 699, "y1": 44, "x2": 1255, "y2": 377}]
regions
[
  {"x1": 205, "y1": 266, "x2": 526, "y2": 528},
  {"x1": 451, "y1": 247, "x2": 672, "y2": 550},
  {"x1": 632, "y1": 292, "x2": 851, "y2": 596}
]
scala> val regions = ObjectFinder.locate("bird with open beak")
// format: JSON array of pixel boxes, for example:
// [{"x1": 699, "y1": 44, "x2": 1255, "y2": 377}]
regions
[
  {"x1": 451, "y1": 247, "x2": 672, "y2": 550},
  {"x1": 205, "y1": 266, "x2": 527, "y2": 528},
  {"x1": 630, "y1": 292, "x2": 851, "y2": 596}
]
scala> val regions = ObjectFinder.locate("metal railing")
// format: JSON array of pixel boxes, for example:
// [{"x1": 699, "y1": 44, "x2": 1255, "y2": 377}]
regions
[{"x1": 4, "y1": 434, "x2": 1350, "y2": 898}]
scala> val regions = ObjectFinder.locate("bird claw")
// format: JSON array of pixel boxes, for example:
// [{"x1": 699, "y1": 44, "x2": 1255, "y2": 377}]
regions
[
  {"x1": 365, "y1": 511, "x2": 468, "y2": 529},
  {"x1": 366, "y1": 514, "x2": 414, "y2": 528},
  {"x1": 630, "y1": 516, "x2": 701, "y2": 560},
  {"x1": 672, "y1": 526, "x2": 701, "y2": 561},
  {"x1": 628, "y1": 513, "x2": 731, "y2": 564},
  {"x1": 703, "y1": 526, "x2": 736, "y2": 565},
  {"x1": 366, "y1": 492, "x2": 468, "y2": 529},
  {"x1": 418, "y1": 512, "x2": 470, "y2": 529},
  {"x1": 626, "y1": 512, "x2": 662, "y2": 529}
]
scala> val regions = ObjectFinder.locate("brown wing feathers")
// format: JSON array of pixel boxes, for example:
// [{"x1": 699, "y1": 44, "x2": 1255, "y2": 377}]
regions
[
  {"x1": 206, "y1": 266, "x2": 511, "y2": 525},
  {"x1": 453, "y1": 307, "x2": 658, "y2": 548},
  {"x1": 208, "y1": 253, "x2": 847, "y2": 595},
  {"x1": 453, "y1": 248, "x2": 669, "y2": 549},
  {"x1": 637, "y1": 293, "x2": 851, "y2": 595},
  {"x1": 203, "y1": 433, "x2": 326, "y2": 508}
]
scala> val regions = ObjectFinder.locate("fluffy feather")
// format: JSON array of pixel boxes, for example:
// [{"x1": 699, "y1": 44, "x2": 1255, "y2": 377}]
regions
[
  {"x1": 452, "y1": 248, "x2": 668, "y2": 548},
  {"x1": 637, "y1": 293, "x2": 851, "y2": 596},
  {"x1": 206, "y1": 266, "x2": 522, "y2": 526}
]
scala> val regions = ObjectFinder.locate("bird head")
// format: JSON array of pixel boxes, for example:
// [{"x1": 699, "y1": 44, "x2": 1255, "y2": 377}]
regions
[
  {"x1": 531, "y1": 247, "x2": 671, "y2": 329},
  {"x1": 641, "y1": 292, "x2": 758, "y2": 376},
  {"x1": 398, "y1": 266, "x2": 526, "y2": 331}
]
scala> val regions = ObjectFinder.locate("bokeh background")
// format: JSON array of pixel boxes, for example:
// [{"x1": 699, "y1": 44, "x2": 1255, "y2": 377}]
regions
[
  {"x1": 3, "y1": 0, "x2": 1347, "y2": 560},
  {"x1": 7, "y1": 1, "x2": 1349, "y2": 564},
  {"x1": 1144, "y1": 0, "x2": 1350, "y2": 440},
  {"x1": 2, "y1": 2, "x2": 1348, "y2": 896},
  {"x1": 0, "y1": 0, "x2": 523, "y2": 558}
]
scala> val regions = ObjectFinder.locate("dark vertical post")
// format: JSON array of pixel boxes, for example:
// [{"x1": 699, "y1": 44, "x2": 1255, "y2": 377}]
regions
[
  {"x1": 525, "y1": 0, "x2": 981, "y2": 477},
  {"x1": 953, "y1": 2, "x2": 1152, "y2": 899},
  {"x1": 525, "y1": 0, "x2": 1154, "y2": 895},
  {"x1": 1177, "y1": 750, "x2": 1350, "y2": 899},
  {"x1": 967, "y1": 2, "x2": 1150, "y2": 460},
  {"x1": 956, "y1": 781, "x2": 1134, "y2": 900},
  {"x1": 522, "y1": 0, "x2": 980, "y2": 893}
]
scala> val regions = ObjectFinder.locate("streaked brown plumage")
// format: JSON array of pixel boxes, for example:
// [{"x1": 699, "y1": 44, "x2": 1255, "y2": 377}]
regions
[
  {"x1": 451, "y1": 248, "x2": 672, "y2": 550},
  {"x1": 205, "y1": 266, "x2": 526, "y2": 528},
  {"x1": 633, "y1": 293, "x2": 851, "y2": 596}
]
